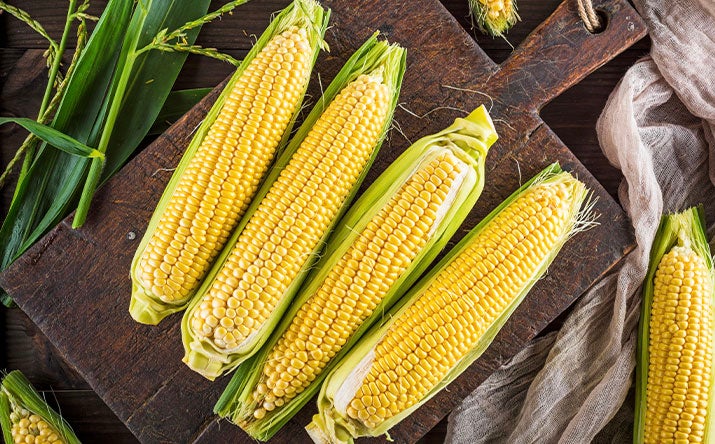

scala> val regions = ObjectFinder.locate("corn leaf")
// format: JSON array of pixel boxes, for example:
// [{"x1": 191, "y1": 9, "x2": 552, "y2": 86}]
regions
[
  {"x1": 0, "y1": 0, "x2": 213, "y2": 303},
  {"x1": 0, "y1": 0, "x2": 134, "y2": 280},
  {"x1": 0, "y1": 118, "x2": 103, "y2": 159},
  {"x1": 99, "y1": 0, "x2": 213, "y2": 181}
]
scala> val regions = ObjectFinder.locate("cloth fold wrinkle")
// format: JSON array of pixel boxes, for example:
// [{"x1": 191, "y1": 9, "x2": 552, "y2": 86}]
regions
[{"x1": 447, "y1": 0, "x2": 715, "y2": 442}]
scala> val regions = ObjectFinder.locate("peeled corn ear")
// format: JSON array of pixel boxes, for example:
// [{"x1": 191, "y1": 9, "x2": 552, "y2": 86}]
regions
[
  {"x1": 0, "y1": 371, "x2": 80, "y2": 444},
  {"x1": 129, "y1": 0, "x2": 329, "y2": 325},
  {"x1": 181, "y1": 34, "x2": 407, "y2": 380},
  {"x1": 214, "y1": 105, "x2": 498, "y2": 441},
  {"x1": 635, "y1": 206, "x2": 715, "y2": 444},
  {"x1": 306, "y1": 164, "x2": 594, "y2": 444}
]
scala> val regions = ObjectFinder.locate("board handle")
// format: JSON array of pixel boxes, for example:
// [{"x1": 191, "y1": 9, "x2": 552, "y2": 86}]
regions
[{"x1": 490, "y1": 0, "x2": 647, "y2": 111}]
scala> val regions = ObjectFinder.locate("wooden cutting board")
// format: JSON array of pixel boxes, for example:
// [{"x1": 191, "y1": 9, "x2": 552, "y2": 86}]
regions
[{"x1": 0, "y1": 0, "x2": 646, "y2": 442}]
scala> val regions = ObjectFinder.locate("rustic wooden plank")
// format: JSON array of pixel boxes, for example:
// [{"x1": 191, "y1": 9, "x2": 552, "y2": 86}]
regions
[{"x1": 0, "y1": 0, "x2": 646, "y2": 442}]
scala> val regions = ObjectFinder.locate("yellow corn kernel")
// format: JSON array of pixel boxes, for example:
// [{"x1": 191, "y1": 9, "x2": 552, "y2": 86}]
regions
[
  {"x1": 9, "y1": 407, "x2": 63, "y2": 444},
  {"x1": 135, "y1": 26, "x2": 313, "y2": 304},
  {"x1": 644, "y1": 245, "x2": 714, "y2": 443},
  {"x1": 346, "y1": 178, "x2": 578, "y2": 428},
  {"x1": 189, "y1": 72, "x2": 391, "y2": 352},
  {"x1": 251, "y1": 151, "x2": 469, "y2": 415}
]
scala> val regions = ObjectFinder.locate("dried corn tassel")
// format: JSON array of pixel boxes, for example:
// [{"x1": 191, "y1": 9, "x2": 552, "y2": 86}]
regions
[
  {"x1": 635, "y1": 206, "x2": 715, "y2": 443},
  {"x1": 306, "y1": 164, "x2": 594, "y2": 443},
  {"x1": 181, "y1": 34, "x2": 406, "y2": 380},
  {"x1": 129, "y1": 0, "x2": 329, "y2": 325},
  {"x1": 0, "y1": 371, "x2": 80, "y2": 444},
  {"x1": 214, "y1": 105, "x2": 498, "y2": 441}
]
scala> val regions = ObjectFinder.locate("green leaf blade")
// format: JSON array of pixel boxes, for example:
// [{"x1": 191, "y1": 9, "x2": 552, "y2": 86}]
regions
[
  {"x1": 0, "y1": 117, "x2": 103, "y2": 159},
  {"x1": 0, "y1": 0, "x2": 134, "y2": 276}
]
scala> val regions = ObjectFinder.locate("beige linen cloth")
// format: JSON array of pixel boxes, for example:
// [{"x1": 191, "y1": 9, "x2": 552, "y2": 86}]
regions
[{"x1": 446, "y1": 0, "x2": 715, "y2": 442}]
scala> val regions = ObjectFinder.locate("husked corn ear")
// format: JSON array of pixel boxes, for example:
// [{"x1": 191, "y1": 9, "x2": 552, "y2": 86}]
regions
[
  {"x1": 191, "y1": 73, "x2": 389, "y2": 351},
  {"x1": 469, "y1": 0, "x2": 519, "y2": 37},
  {"x1": 182, "y1": 36, "x2": 406, "y2": 380},
  {"x1": 253, "y1": 152, "x2": 468, "y2": 419},
  {"x1": 0, "y1": 371, "x2": 81, "y2": 444},
  {"x1": 307, "y1": 165, "x2": 593, "y2": 444},
  {"x1": 129, "y1": 0, "x2": 328, "y2": 325},
  {"x1": 635, "y1": 207, "x2": 715, "y2": 444},
  {"x1": 214, "y1": 105, "x2": 497, "y2": 441}
]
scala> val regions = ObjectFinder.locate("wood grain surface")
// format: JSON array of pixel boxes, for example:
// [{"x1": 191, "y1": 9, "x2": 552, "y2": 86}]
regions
[{"x1": 1, "y1": 0, "x2": 649, "y2": 442}]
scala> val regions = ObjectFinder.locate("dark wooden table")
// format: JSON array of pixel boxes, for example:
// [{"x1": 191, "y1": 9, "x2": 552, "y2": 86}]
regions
[{"x1": 0, "y1": 1, "x2": 649, "y2": 442}]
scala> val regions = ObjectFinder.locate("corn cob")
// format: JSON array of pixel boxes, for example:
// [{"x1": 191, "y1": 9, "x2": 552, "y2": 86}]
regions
[
  {"x1": 181, "y1": 34, "x2": 406, "y2": 380},
  {"x1": 635, "y1": 207, "x2": 715, "y2": 444},
  {"x1": 214, "y1": 105, "x2": 498, "y2": 440},
  {"x1": 469, "y1": 0, "x2": 520, "y2": 37},
  {"x1": 306, "y1": 164, "x2": 594, "y2": 443},
  {"x1": 129, "y1": 0, "x2": 329, "y2": 325},
  {"x1": 0, "y1": 371, "x2": 80, "y2": 444}
]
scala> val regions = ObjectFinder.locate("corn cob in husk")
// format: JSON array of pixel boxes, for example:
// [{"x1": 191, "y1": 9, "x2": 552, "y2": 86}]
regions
[{"x1": 635, "y1": 207, "x2": 715, "y2": 443}]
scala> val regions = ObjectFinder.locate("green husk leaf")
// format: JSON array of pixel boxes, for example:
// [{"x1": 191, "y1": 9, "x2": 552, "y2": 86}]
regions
[
  {"x1": 634, "y1": 206, "x2": 715, "y2": 444},
  {"x1": 214, "y1": 105, "x2": 498, "y2": 440},
  {"x1": 307, "y1": 164, "x2": 594, "y2": 443},
  {"x1": 0, "y1": 370, "x2": 81, "y2": 444},
  {"x1": 181, "y1": 33, "x2": 407, "y2": 380},
  {"x1": 129, "y1": 0, "x2": 330, "y2": 326},
  {"x1": 147, "y1": 87, "x2": 213, "y2": 136},
  {"x1": 0, "y1": 118, "x2": 103, "y2": 159},
  {"x1": 468, "y1": 0, "x2": 520, "y2": 37}
]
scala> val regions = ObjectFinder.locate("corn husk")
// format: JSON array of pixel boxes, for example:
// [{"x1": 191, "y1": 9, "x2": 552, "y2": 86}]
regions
[
  {"x1": 0, "y1": 370, "x2": 81, "y2": 444},
  {"x1": 469, "y1": 0, "x2": 520, "y2": 37}
]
